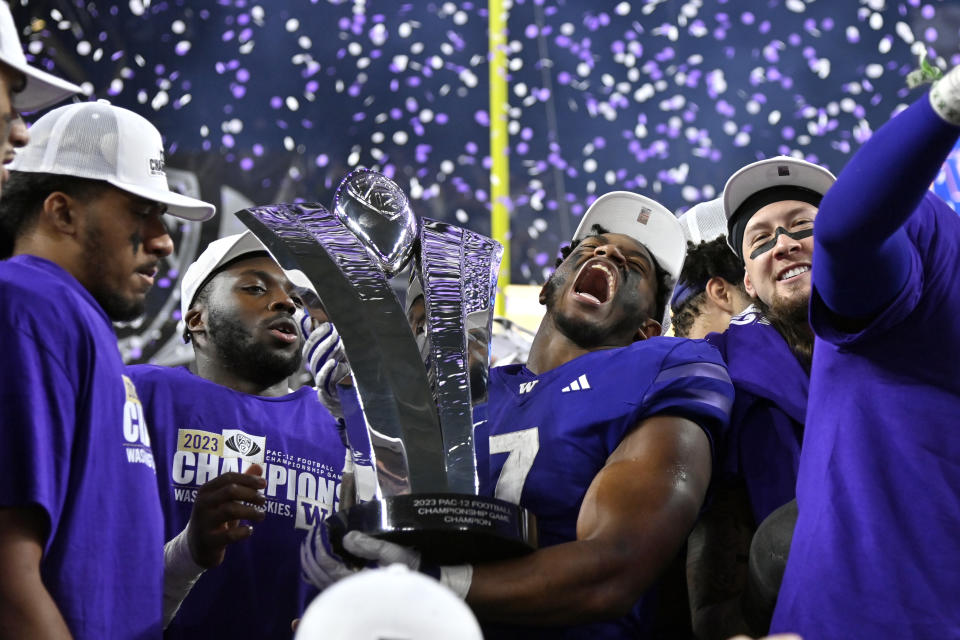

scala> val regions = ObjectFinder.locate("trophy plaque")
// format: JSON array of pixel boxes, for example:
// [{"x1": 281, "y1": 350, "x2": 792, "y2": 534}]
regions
[{"x1": 235, "y1": 169, "x2": 536, "y2": 564}]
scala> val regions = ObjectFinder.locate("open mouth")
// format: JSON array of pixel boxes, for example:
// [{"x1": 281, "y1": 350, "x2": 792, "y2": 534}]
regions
[
  {"x1": 572, "y1": 258, "x2": 617, "y2": 305},
  {"x1": 135, "y1": 265, "x2": 158, "y2": 286},
  {"x1": 267, "y1": 317, "x2": 299, "y2": 344},
  {"x1": 777, "y1": 265, "x2": 811, "y2": 282}
]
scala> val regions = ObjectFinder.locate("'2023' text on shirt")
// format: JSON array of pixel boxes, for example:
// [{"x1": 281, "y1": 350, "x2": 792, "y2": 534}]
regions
[{"x1": 127, "y1": 364, "x2": 346, "y2": 638}]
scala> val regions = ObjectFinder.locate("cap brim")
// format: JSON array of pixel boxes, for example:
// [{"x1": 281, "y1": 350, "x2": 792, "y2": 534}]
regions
[
  {"x1": 574, "y1": 191, "x2": 686, "y2": 283},
  {"x1": 573, "y1": 191, "x2": 685, "y2": 331},
  {"x1": 8, "y1": 60, "x2": 82, "y2": 112},
  {"x1": 179, "y1": 231, "x2": 265, "y2": 322},
  {"x1": 285, "y1": 267, "x2": 318, "y2": 298},
  {"x1": 723, "y1": 156, "x2": 836, "y2": 223},
  {"x1": 108, "y1": 177, "x2": 216, "y2": 222}
]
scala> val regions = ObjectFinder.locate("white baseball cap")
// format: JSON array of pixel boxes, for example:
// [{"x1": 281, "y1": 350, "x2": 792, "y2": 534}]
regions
[
  {"x1": 574, "y1": 191, "x2": 686, "y2": 284},
  {"x1": 573, "y1": 191, "x2": 686, "y2": 329},
  {"x1": 722, "y1": 155, "x2": 836, "y2": 257},
  {"x1": 295, "y1": 564, "x2": 483, "y2": 640},
  {"x1": 9, "y1": 101, "x2": 215, "y2": 220},
  {"x1": 0, "y1": 1, "x2": 82, "y2": 111},
  {"x1": 180, "y1": 230, "x2": 316, "y2": 324},
  {"x1": 678, "y1": 197, "x2": 727, "y2": 244}
]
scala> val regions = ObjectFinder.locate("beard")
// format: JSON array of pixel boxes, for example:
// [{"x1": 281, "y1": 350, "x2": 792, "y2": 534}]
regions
[
  {"x1": 756, "y1": 292, "x2": 814, "y2": 372},
  {"x1": 82, "y1": 222, "x2": 145, "y2": 322},
  {"x1": 206, "y1": 307, "x2": 303, "y2": 388},
  {"x1": 542, "y1": 271, "x2": 649, "y2": 350}
]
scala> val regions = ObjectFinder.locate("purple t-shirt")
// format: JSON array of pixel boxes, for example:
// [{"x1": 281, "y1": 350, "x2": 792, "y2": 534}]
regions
[
  {"x1": 0, "y1": 256, "x2": 164, "y2": 639},
  {"x1": 705, "y1": 306, "x2": 808, "y2": 523},
  {"x1": 773, "y1": 193, "x2": 960, "y2": 636},
  {"x1": 480, "y1": 337, "x2": 733, "y2": 638},
  {"x1": 126, "y1": 364, "x2": 346, "y2": 639}
]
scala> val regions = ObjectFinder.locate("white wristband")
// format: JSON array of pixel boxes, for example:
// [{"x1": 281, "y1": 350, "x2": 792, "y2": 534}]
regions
[
  {"x1": 930, "y1": 66, "x2": 960, "y2": 126},
  {"x1": 439, "y1": 564, "x2": 474, "y2": 600},
  {"x1": 162, "y1": 527, "x2": 206, "y2": 628}
]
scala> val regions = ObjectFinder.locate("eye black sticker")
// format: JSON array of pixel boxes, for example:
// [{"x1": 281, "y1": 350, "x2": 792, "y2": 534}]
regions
[{"x1": 749, "y1": 226, "x2": 813, "y2": 259}]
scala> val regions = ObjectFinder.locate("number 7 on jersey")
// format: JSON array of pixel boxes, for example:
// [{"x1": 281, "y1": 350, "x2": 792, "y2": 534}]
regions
[{"x1": 488, "y1": 427, "x2": 540, "y2": 504}]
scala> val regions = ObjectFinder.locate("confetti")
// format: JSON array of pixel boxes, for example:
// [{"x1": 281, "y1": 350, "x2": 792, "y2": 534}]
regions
[{"x1": 11, "y1": 0, "x2": 957, "y2": 361}]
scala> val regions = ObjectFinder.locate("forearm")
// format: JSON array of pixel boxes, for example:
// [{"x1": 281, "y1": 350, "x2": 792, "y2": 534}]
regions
[
  {"x1": 818, "y1": 95, "x2": 959, "y2": 248},
  {"x1": 0, "y1": 507, "x2": 72, "y2": 639},
  {"x1": 469, "y1": 462, "x2": 703, "y2": 624},
  {"x1": 464, "y1": 417, "x2": 711, "y2": 627},
  {"x1": 814, "y1": 93, "x2": 960, "y2": 316},
  {"x1": 0, "y1": 585, "x2": 73, "y2": 640},
  {"x1": 162, "y1": 528, "x2": 205, "y2": 628},
  {"x1": 467, "y1": 536, "x2": 654, "y2": 625}
]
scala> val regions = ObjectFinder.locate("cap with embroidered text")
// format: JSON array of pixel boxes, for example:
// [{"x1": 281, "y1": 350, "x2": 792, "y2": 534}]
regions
[{"x1": 9, "y1": 101, "x2": 215, "y2": 221}]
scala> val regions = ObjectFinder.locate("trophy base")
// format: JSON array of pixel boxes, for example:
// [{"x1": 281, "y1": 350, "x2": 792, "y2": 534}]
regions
[{"x1": 327, "y1": 493, "x2": 537, "y2": 566}]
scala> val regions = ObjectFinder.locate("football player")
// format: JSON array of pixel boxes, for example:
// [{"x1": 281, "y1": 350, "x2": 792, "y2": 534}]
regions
[
  {"x1": 127, "y1": 231, "x2": 347, "y2": 637},
  {"x1": 0, "y1": 101, "x2": 214, "y2": 638},
  {"x1": 686, "y1": 155, "x2": 835, "y2": 638},
  {"x1": 772, "y1": 62, "x2": 960, "y2": 638},
  {"x1": 306, "y1": 191, "x2": 735, "y2": 638}
]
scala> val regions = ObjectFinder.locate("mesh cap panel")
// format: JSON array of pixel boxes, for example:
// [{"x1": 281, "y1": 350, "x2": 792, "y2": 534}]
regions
[
  {"x1": 10, "y1": 102, "x2": 215, "y2": 221},
  {"x1": 50, "y1": 103, "x2": 119, "y2": 179},
  {"x1": 679, "y1": 197, "x2": 727, "y2": 244}
]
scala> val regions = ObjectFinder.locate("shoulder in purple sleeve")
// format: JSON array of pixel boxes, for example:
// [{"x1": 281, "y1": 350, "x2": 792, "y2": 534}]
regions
[
  {"x1": 774, "y1": 192, "x2": 960, "y2": 636},
  {"x1": 705, "y1": 306, "x2": 807, "y2": 522},
  {"x1": 481, "y1": 337, "x2": 731, "y2": 639},
  {"x1": 0, "y1": 256, "x2": 164, "y2": 639}
]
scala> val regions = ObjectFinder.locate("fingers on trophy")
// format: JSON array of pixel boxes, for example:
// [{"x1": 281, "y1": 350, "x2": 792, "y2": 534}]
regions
[{"x1": 236, "y1": 168, "x2": 537, "y2": 565}]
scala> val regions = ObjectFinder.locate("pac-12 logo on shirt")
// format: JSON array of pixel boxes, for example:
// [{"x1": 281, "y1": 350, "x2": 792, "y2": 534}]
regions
[
  {"x1": 176, "y1": 428, "x2": 266, "y2": 466},
  {"x1": 222, "y1": 429, "x2": 266, "y2": 465},
  {"x1": 121, "y1": 375, "x2": 156, "y2": 471}
]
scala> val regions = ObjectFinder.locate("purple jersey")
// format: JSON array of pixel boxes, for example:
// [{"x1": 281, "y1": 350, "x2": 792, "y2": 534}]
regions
[
  {"x1": 705, "y1": 305, "x2": 808, "y2": 523},
  {"x1": 480, "y1": 337, "x2": 733, "y2": 638},
  {"x1": 126, "y1": 364, "x2": 346, "y2": 639},
  {"x1": 0, "y1": 256, "x2": 164, "y2": 639},
  {"x1": 773, "y1": 193, "x2": 960, "y2": 636}
]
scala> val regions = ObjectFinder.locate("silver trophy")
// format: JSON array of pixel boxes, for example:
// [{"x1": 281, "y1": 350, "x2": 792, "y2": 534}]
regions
[{"x1": 235, "y1": 169, "x2": 536, "y2": 564}]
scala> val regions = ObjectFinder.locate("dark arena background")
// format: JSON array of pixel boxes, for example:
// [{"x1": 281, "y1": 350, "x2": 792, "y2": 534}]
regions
[{"x1": 13, "y1": 0, "x2": 960, "y2": 363}]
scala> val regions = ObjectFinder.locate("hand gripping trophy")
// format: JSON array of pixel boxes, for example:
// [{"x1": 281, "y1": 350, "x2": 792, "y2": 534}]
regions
[{"x1": 235, "y1": 169, "x2": 536, "y2": 564}]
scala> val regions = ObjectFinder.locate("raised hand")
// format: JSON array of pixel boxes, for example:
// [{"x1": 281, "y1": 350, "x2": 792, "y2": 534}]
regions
[
  {"x1": 301, "y1": 319, "x2": 352, "y2": 419},
  {"x1": 186, "y1": 463, "x2": 267, "y2": 568}
]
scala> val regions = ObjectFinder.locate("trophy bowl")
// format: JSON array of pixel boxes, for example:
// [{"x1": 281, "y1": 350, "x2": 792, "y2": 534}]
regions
[{"x1": 235, "y1": 170, "x2": 538, "y2": 568}]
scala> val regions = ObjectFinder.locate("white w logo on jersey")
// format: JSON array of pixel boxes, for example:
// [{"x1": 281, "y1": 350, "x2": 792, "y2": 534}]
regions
[{"x1": 518, "y1": 380, "x2": 539, "y2": 394}]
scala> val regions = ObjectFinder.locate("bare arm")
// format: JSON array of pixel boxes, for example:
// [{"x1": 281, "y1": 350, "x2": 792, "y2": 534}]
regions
[
  {"x1": 466, "y1": 415, "x2": 712, "y2": 626},
  {"x1": 0, "y1": 506, "x2": 72, "y2": 640}
]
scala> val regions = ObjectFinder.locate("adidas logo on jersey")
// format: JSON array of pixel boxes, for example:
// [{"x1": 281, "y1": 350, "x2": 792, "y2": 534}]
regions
[
  {"x1": 518, "y1": 380, "x2": 539, "y2": 394},
  {"x1": 561, "y1": 374, "x2": 591, "y2": 393}
]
